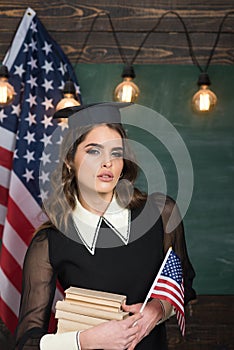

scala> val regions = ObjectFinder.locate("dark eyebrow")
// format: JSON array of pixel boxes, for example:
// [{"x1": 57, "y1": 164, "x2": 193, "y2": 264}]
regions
[
  {"x1": 84, "y1": 143, "x2": 123, "y2": 151},
  {"x1": 112, "y1": 147, "x2": 124, "y2": 151},
  {"x1": 84, "y1": 143, "x2": 104, "y2": 149}
]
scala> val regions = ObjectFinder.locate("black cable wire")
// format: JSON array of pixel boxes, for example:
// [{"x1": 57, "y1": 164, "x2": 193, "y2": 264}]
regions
[
  {"x1": 74, "y1": 10, "x2": 234, "y2": 75},
  {"x1": 130, "y1": 10, "x2": 202, "y2": 70},
  {"x1": 105, "y1": 12, "x2": 128, "y2": 65},
  {"x1": 74, "y1": 11, "x2": 106, "y2": 66},
  {"x1": 74, "y1": 11, "x2": 128, "y2": 67},
  {"x1": 204, "y1": 10, "x2": 234, "y2": 72},
  {"x1": 130, "y1": 10, "x2": 234, "y2": 73}
]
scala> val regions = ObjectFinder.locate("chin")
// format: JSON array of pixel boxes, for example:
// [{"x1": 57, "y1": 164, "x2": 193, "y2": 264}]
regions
[{"x1": 96, "y1": 185, "x2": 115, "y2": 195}]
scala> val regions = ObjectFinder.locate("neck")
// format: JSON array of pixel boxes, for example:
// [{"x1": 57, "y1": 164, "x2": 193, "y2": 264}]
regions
[{"x1": 78, "y1": 190, "x2": 114, "y2": 216}]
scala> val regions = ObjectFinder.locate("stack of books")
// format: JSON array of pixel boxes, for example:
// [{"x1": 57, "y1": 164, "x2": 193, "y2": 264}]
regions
[{"x1": 55, "y1": 286, "x2": 129, "y2": 333}]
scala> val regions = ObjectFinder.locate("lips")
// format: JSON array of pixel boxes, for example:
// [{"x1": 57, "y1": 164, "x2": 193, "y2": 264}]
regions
[{"x1": 97, "y1": 171, "x2": 114, "y2": 182}]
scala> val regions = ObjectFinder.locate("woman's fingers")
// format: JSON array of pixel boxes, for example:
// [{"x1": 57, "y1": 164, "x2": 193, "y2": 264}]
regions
[
  {"x1": 125, "y1": 312, "x2": 142, "y2": 328},
  {"x1": 122, "y1": 303, "x2": 142, "y2": 314},
  {"x1": 121, "y1": 313, "x2": 142, "y2": 349},
  {"x1": 126, "y1": 333, "x2": 139, "y2": 349},
  {"x1": 126, "y1": 330, "x2": 140, "y2": 350}
]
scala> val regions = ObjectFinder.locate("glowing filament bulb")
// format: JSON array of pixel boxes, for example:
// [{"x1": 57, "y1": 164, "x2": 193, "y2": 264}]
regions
[
  {"x1": 0, "y1": 84, "x2": 8, "y2": 104},
  {"x1": 192, "y1": 73, "x2": 217, "y2": 113}
]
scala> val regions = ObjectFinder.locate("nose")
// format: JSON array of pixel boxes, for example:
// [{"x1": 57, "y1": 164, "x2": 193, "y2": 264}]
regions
[{"x1": 101, "y1": 157, "x2": 112, "y2": 168}]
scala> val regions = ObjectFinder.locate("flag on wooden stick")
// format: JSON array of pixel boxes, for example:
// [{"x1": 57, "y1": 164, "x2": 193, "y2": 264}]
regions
[
  {"x1": 140, "y1": 247, "x2": 185, "y2": 336},
  {"x1": 0, "y1": 7, "x2": 81, "y2": 333}
]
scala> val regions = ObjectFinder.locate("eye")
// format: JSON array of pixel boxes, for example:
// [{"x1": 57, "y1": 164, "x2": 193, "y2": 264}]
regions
[
  {"x1": 86, "y1": 148, "x2": 100, "y2": 156},
  {"x1": 111, "y1": 150, "x2": 123, "y2": 158}
]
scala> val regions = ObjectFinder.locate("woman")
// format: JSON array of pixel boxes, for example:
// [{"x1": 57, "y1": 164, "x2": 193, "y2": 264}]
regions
[{"x1": 15, "y1": 103, "x2": 196, "y2": 349}]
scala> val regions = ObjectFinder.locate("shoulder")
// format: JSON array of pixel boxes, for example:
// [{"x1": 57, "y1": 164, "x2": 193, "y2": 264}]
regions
[
  {"x1": 27, "y1": 226, "x2": 59, "y2": 255},
  {"x1": 149, "y1": 192, "x2": 183, "y2": 233},
  {"x1": 25, "y1": 226, "x2": 61, "y2": 265},
  {"x1": 33, "y1": 223, "x2": 61, "y2": 241},
  {"x1": 130, "y1": 191, "x2": 177, "y2": 217},
  {"x1": 26, "y1": 229, "x2": 49, "y2": 257},
  {"x1": 149, "y1": 192, "x2": 177, "y2": 214}
]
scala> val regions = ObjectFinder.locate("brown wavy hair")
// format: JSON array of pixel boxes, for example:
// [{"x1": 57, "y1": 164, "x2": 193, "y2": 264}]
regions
[{"x1": 39, "y1": 123, "x2": 147, "y2": 232}]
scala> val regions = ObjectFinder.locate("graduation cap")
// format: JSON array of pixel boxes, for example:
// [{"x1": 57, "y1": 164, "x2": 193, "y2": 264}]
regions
[{"x1": 53, "y1": 102, "x2": 132, "y2": 128}]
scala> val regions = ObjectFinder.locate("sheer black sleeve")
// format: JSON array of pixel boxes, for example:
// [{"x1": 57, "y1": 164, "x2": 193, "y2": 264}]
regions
[
  {"x1": 153, "y1": 193, "x2": 196, "y2": 305},
  {"x1": 15, "y1": 230, "x2": 57, "y2": 349}
]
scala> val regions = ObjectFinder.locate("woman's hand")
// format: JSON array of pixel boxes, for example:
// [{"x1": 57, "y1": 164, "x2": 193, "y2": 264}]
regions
[
  {"x1": 79, "y1": 312, "x2": 142, "y2": 350},
  {"x1": 122, "y1": 299, "x2": 164, "y2": 350}
]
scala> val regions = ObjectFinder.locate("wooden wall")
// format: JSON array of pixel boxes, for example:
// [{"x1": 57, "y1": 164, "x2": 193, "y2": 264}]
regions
[
  {"x1": 1, "y1": 296, "x2": 234, "y2": 349},
  {"x1": 0, "y1": 1, "x2": 233, "y2": 65},
  {"x1": 167, "y1": 295, "x2": 234, "y2": 350},
  {"x1": 0, "y1": 2, "x2": 233, "y2": 349}
]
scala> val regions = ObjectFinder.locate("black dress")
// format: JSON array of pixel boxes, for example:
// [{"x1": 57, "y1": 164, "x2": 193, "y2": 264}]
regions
[{"x1": 15, "y1": 193, "x2": 196, "y2": 349}]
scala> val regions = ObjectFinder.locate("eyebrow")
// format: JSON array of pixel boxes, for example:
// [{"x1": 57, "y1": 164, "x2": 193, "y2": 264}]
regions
[
  {"x1": 84, "y1": 143, "x2": 104, "y2": 149},
  {"x1": 84, "y1": 143, "x2": 123, "y2": 151}
]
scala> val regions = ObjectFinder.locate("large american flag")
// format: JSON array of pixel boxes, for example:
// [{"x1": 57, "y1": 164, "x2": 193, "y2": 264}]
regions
[
  {"x1": 149, "y1": 248, "x2": 185, "y2": 336},
  {"x1": 0, "y1": 7, "x2": 81, "y2": 333}
]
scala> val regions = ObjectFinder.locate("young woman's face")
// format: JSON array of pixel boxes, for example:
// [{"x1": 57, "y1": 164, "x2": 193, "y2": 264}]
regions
[{"x1": 74, "y1": 124, "x2": 124, "y2": 202}]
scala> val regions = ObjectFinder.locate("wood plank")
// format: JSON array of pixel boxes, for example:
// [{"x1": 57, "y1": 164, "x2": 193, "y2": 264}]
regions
[
  {"x1": 0, "y1": 295, "x2": 234, "y2": 349},
  {"x1": 0, "y1": 2, "x2": 233, "y2": 65},
  {"x1": 37, "y1": 32, "x2": 234, "y2": 65},
  {"x1": 0, "y1": 5, "x2": 233, "y2": 32},
  {"x1": 168, "y1": 325, "x2": 234, "y2": 350},
  {"x1": 167, "y1": 295, "x2": 234, "y2": 350},
  {"x1": 1, "y1": 33, "x2": 233, "y2": 65}
]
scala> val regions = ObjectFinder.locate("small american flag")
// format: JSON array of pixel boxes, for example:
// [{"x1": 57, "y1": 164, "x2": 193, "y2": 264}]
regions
[
  {"x1": 150, "y1": 248, "x2": 185, "y2": 336},
  {"x1": 0, "y1": 7, "x2": 81, "y2": 333},
  {"x1": 140, "y1": 247, "x2": 185, "y2": 336}
]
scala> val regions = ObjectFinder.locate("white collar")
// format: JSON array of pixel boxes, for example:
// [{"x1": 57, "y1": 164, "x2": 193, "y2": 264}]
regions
[{"x1": 72, "y1": 195, "x2": 131, "y2": 255}]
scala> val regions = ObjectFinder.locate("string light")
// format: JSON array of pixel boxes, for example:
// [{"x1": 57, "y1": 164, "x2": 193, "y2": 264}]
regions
[
  {"x1": 57, "y1": 10, "x2": 233, "y2": 112},
  {"x1": 0, "y1": 65, "x2": 15, "y2": 107},
  {"x1": 62, "y1": 11, "x2": 141, "y2": 103},
  {"x1": 113, "y1": 10, "x2": 196, "y2": 104},
  {"x1": 56, "y1": 80, "x2": 80, "y2": 111},
  {"x1": 55, "y1": 11, "x2": 106, "y2": 118},
  {"x1": 192, "y1": 72, "x2": 217, "y2": 113},
  {"x1": 113, "y1": 65, "x2": 139, "y2": 102},
  {"x1": 111, "y1": 10, "x2": 234, "y2": 111},
  {"x1": 191, "y1": 11, "x2": 234, "y2": 113}
]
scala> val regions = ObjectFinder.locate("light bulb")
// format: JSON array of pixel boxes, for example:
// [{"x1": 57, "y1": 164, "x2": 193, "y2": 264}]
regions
[
  {"x1": 192, "y1": 72, "x2": 217, "y2": 113},
  {"x1": 0, "y1": 65, "x2": 15, "y2": 107},
  {"x1": 114, "y1": 77, "x2": 140, "y2": 102},
  {"x1": 113, "y1": 65, "x2": 140, "y2": 102},
  {"x1": 56, "y1": 80, "x2": 80, "y2": 112},
  {"x1": 56, "y1": 93, "x2": 80, "y2": 110}
]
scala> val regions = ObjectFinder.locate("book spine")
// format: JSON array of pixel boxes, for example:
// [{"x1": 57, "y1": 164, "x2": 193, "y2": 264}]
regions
[
  {"x1": 65, "y1": 293, "x2": 124, "y2": 309},
  {"x1": 55, "y1": 309, "x2": 107, "y2": 326},
  {"x1": 65, "y1": 287, "x2": 126, "y2": 303},
  {"x1": 65, "y1": 298, "x2": 121, "y2": 313},
  {"x1": 56, "y1": 300, "x2": 129, "y2": 321},
  {"x1": 57, "y1": 319, "x2": 92, "y2": 333}
]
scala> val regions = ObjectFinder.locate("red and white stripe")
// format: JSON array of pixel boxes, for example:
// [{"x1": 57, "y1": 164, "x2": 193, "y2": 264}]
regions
[
  {"x1": 0, "y1": 153, "x2": 63, "y2": 331},
  {"x1": 0, "y1": 6, "x2": 35, "y2": 240},
  {"x1": 0, "y1": 127, "x2": 16, "y2": 239},
  {"x1": 0, "y1": 7, "x2": 69, "y2": 334},
  {"x1": 0, "y1": 153, "x2": 63, "y2": 333},
  {"x1": 151, "y1": 276, "x2": 185, "y2": 335},
  {"x1": 0, "y1": 140, "x2": 46, "y2": 331}
]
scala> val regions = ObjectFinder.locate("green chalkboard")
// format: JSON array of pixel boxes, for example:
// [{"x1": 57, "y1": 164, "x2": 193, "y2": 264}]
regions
[{"x1": 75, "y1": 64, "x2": 234, "y2": 295}]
